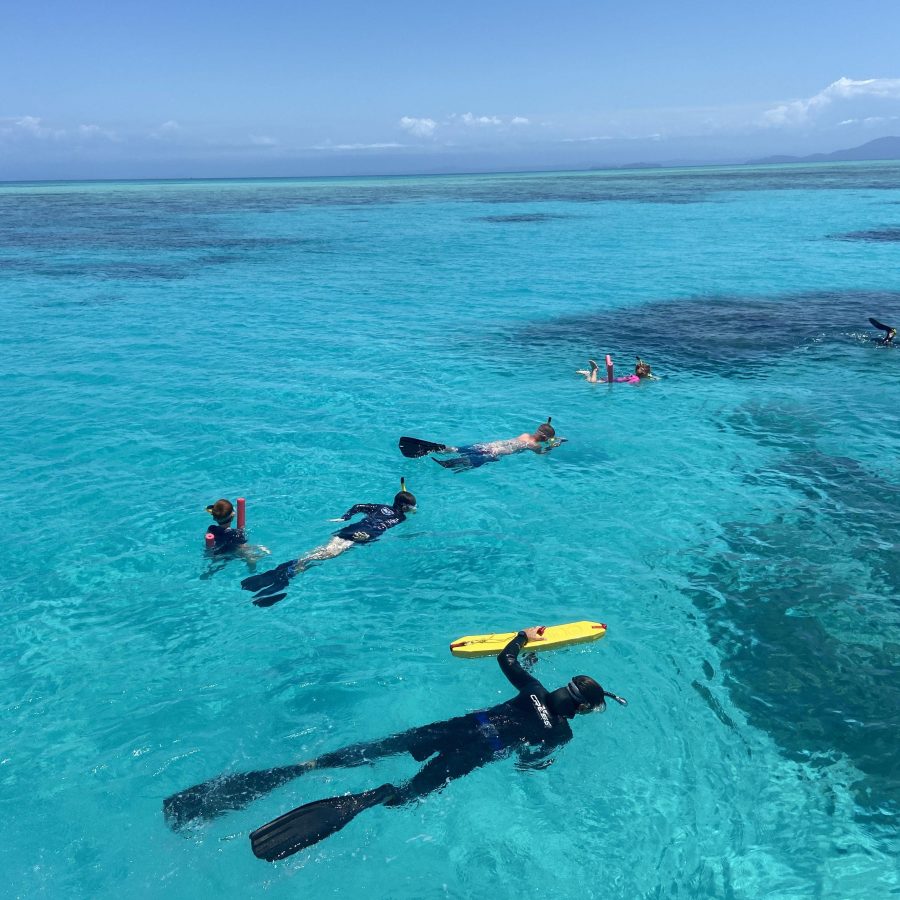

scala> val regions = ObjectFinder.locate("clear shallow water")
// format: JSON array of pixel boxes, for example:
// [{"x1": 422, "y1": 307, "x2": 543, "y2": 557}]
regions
[{"x1": 1, "y1": 163, "x2": 899, "y2": 899}]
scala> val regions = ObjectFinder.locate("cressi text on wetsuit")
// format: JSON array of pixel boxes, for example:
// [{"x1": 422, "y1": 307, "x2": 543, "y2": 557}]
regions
[
  {"x1": 311, "y1": 632, "x2": 573, "y2": 801},
  {"x1": 334, "y1": 504, "x2": 408, "y2": 543},
  {"x1": 207, "y1": 523, "x2": 247, "y2": 554}
]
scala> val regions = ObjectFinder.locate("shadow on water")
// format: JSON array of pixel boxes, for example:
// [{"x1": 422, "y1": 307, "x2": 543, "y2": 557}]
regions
[
  {"x1": 830, "y1": 227, "x2": 900, "y2": 243},
  {"x1": 690, "y1": 405, "x2": 900, "y2": 831},
  {"x1": 476, "y1": 213, "x2": 576, "y2": 223},
  {"x1": 515, "y1": 289, "x2": 900, "y2": 376}
]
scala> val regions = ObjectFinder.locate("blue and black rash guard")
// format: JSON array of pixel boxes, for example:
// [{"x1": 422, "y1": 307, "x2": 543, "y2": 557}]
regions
[
  {"x1": 333, "y1": 504, "x2": 407, "y2": 543},
  {"x1": 480, "y1": 631, "x2": 573, "y2": 755},
  {"x1": 314, "y1": 631, "x2": 572, "y2": 786},
  {"x1": 207, "y1": 524, "x2": 247, "y2": 554}
]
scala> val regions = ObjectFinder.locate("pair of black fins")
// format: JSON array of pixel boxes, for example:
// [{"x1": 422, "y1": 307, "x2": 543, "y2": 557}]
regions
[
  {"x1": 240, "y1": 560, "x2": 295, "y2": 607},
  {"x1": 163, "y1": 761, "x2": 392, "y2": 862},
  {"x1": 869, "y1": 317, "x2": 897, "y2": 343}
]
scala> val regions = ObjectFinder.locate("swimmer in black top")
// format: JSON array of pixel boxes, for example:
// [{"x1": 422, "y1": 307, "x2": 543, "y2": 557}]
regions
[
  {"x1": 163, "y1": 627, "x2": 627, "y2": 861},
  {"x1": 203, "y1": 499, "x2": 269, "y2": 572},
  {"x1": 240, "y1": 481, "x2": 417, "y2": 607}
]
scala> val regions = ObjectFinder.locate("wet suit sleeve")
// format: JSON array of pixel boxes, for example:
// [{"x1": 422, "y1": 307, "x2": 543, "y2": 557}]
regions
[
  {"x1": 498, "y1": 632, "x2": 546, "y2": 694},
  {"x1": 340, "y1": 504, "x2": 381, "y2": 520}
]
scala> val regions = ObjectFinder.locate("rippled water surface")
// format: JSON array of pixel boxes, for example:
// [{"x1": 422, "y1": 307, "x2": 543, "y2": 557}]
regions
[{"x1": 2, "y1": 163, "x2": 899, "y2": 899}]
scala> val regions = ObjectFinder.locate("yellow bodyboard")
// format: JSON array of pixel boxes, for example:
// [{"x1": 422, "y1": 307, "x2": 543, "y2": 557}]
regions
[{"x1": 450, "y1": 620, "x2": 607, "y2": 658}]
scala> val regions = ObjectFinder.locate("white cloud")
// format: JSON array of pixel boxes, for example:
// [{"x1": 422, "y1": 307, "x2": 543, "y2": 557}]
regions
[
  {"x1": 510, "y1": 116, "x2": 530, "y2": 126},
  {"x1": 249, "y1": 134, "x2": 277, "y2": 146},
  {"x1": 150, "y1": 120, "x2": 181, "y2": 139},
  {"x1": 459, "y1": 112, "x2": 502, "y2": 126},
  {"x1": 399, "y1": 116, "x2": 437, "y2": 138},
  {"x1": 560, "y1": 135, "x2": 614, "y2": 143},
  {"x1": 77, "y1": 123, "x2": 118, "y2": 141},
  {"x1": 763, "y1": 77, "x2": 900, "y2": 126},
  {"x1": 0, "y1": 116, "x2": 65, "y2": 139},
  {"x1": 314, "y1": 140, "x2": 404, "y2": 151}
]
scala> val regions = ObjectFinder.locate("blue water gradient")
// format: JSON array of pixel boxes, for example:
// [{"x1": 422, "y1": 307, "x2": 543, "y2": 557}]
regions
[{"x1": 1, "y1": 163, "x2": 898, "y2": 899}]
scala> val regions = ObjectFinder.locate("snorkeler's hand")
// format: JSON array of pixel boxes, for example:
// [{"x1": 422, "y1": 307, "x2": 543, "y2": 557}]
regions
[{"x1": 523, "y1": 626, "x2": 547, "y2": 642}]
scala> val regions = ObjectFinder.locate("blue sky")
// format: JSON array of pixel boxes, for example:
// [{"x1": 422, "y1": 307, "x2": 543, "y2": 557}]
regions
[{"x1": 2, "y1": 0, "x2": 900, "y2": 179}]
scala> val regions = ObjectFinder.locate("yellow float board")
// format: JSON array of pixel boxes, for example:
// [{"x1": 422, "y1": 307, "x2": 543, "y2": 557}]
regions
[{"x1": 449, "y1": 620, "x2": 607, "y2": 658}]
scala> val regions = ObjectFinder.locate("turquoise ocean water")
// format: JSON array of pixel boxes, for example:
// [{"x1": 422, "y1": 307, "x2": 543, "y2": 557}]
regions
[{"x1": 1, "y1": 163, "x2": 898, "y2": 899}]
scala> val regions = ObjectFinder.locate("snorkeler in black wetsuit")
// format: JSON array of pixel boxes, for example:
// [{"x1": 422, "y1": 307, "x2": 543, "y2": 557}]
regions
[
  {"x1": 240, "y1": 482, "x2": 417, "y2": 607},
  {"x1": 163, "y1": 627, "x2": 627, "y2": 861}
]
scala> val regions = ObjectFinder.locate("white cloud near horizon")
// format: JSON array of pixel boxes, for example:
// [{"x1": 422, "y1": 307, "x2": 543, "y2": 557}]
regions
[
  {"x1": 458, "y1": 112, "x2": 502, "y2": 126},
  {"x1": 399, "y1": 116, "x2": 437, "y2": 138},
  {"x1": 150, "y1": 120, "x2": 181, "y2": 139},
  {"x1": 314, "y1": 140, "x2": 405, "y2": 151},
  {"x1": 249, "y1": 134, "x2": 277, "y2": 146},
  {"x1": 77, "y1": 123, "x2": 119, "y2": 141},
  {"x1": 763, "y1": 77, "x2": 900, "y2": 126},
  {"x1": 0, "y1": 116, "x2": 65, "y2": 140}
]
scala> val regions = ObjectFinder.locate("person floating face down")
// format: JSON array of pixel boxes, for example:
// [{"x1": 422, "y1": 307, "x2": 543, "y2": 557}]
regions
[
  {"x1": 162, "y1": 627, "x2": 628, "y2": 862},
  {"x1": 204, "y1": 499, "x2": 269, "y2": 567},
  {"x1": 240, "y1": 480, "x2": 417, "y2": 607},
  {"x1": 433, "y1": 418, "x2": 566, "y2": 471}
]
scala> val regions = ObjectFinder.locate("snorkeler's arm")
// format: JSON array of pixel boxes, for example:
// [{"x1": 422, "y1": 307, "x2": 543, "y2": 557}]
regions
[
  {"x1": 498, "y1": 632, "x2": 545, "y2": 693},
  {"x1": 339, "y1": 504, "x2": 381, "y2": 520}
]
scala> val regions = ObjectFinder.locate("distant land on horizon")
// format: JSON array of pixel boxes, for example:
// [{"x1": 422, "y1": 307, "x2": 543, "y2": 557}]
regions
[{"x1": 747, "y1": 136, "x2": 900, "y2": 166}]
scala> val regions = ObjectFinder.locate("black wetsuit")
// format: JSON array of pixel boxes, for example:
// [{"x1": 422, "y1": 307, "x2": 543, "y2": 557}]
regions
[
  {"x1": 207, "y1": 524, "x2": 247, "y2": 554},
  {"x1": 334, "y1": 504, "x2": 407, "y2": 543},
  {"x1": 312, "y1": 632, "x2": 573, "y2": 802},
  {"x1": 161, "y1": 633, "x2": 575, "y2": 831}
]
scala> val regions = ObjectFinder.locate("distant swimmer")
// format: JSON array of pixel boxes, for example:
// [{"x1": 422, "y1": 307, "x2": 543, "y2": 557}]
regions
[
  {"x1": 162, "y1": 627, "x2": 628, "y2": 861},
  {"x1": 240, "y1": 480, "x2": 416, "y2": 607},
  {"x1": 869, "y1": 317, "x2": 897, "y2": 345},
  {"x1": 634, "y1": 357, "x2": 657, "y2": 379},
  {"x1": 399, "y1": 418, "x2": 566, "y2": 472},
  {"x1": 577, "y1": 354, "x2": 653, "y2": 383},
  {"x1": 204, "y1": 499, "x2": 269, "y2": 566}
]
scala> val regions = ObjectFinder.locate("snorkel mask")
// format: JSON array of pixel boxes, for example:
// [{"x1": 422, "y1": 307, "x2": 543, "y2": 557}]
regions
[
  {"x1": 565, "y1": 679, "x2": 628, "y2": 713},
  {"x1": 535, "y1": 416, "x2": 556, "y2": 445}
]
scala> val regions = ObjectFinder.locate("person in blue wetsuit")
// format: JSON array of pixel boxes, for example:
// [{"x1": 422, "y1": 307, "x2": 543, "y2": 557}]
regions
[
  {"x1": 163, "y1": 627, "x2": 628, "y2": 843},
  {"x1": 240, "y1": 481, "x2": 417, "y2": 607}
]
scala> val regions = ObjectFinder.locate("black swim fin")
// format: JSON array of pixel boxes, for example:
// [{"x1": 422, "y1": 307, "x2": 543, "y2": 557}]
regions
[
  {"x1": 869, "y1": 317, "x2": 894, "y2": 333},
  {"x1": 399, "y1": 436, "x2": 450, "y2": 458},
  {"x1": 163, "y1": 764, "x2": 310, "y2": 831},
  {"x1": 241, "y1": 560, "x2": 296, "y2": 605},
  {"x1": 253, "y1": 592, "x2": 287, "y2": 608},
  {"x1": 250, "y1": 784, "x2": 396, "y2": 861}
]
